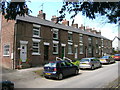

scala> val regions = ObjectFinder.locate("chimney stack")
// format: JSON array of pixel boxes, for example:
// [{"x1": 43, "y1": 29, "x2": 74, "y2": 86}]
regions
[
  {"x1": 37, "y1": 10, "x2": 46, "y2": 19},
  {"x1": 62, "y1": 19, "x2": 69, "y2": 26},
  {"x1": 51, "y1": 15, "x2": 58, "y2": 23},
  {"x1": 79, "y1": 24, "x2": 85, "y2": 31},
  {"x1": 96, "y1": 30, "x2": 101, "y2": 35},
  {"x1": 85, "y1": 26, "x2": 92, "y2": 32},
  {"x1": 72, "y1": 24, "x2": 78, "y2": 28},
  {"x1": 91, "y1": 30, "x2": 97, "y2": 34}
]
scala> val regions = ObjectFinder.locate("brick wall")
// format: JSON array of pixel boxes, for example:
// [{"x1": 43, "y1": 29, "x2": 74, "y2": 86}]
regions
[{"x1": 1, "y1": 16, "x2": 15, "y2": 69}]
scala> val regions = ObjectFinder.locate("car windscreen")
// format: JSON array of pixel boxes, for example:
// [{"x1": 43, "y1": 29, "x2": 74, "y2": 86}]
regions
[
  {"x1": 114, "y1": 54, "x2": 120, "y2": 56},
  {"x1": 80, "y1": 59, "x2": 89, "y2": 62},
  {"x1": 101, "y1": 56, "x2": 109, "y2": 59},
  {"x1": 44, "y1": 62, "x2": 56, "y2": 67}
]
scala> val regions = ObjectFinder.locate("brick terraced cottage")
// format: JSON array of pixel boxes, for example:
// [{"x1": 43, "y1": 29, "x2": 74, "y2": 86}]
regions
[{"x1": 0, "y1": 11, "x2": 113, "y2": 69}]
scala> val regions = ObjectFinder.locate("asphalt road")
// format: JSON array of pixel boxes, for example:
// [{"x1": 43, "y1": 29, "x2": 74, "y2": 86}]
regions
[{"x1": 14, "y1": 61, "x2": 120, "y2": 88}]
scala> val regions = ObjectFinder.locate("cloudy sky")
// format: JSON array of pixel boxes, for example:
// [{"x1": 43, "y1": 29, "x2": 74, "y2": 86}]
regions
[{"x1": 27, "y1": 0, "x2": 119, "y2": 49}]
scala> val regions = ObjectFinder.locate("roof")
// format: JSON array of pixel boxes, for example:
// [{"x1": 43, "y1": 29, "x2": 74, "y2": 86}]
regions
[{"x1": 16, "y1": 15, "x2": 110, "y2": 40}]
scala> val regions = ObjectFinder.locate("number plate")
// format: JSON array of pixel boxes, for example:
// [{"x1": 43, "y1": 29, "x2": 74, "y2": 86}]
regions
[{"x1": 45, "y1": 73, "x2": 51, "y2": 75}]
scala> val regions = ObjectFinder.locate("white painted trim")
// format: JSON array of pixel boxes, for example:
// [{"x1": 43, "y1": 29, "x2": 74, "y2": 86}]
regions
[
  {"x1": 52, "y1": 28, "x2": 59, "y2": 31},
  {"x1": 32, "y1": 53, "x2": 40, "y2": 55},
  {"x1": 20, "y1": 40, "x2": 28, "y2": 44},
  {"x1": 53, "y1": 40, "x2": 59, "y2": 44},
  {"x1": 44, "y1": 42, "x2": 50, "y2": 46},
  {"x1": 33, "y1": 24, "x2": 41, "y2": 27},
  {"x1": 68, "y1": 42, "x2": 73, "y2": 45},
  {"x1": 74, "y1": 45, "x2": 78, "y2": 47},
  {"x1": 68, "y1": 31, "x2": 73, "y2": 34},
  {"x1": 32, "y1": 38, "x2": 41, "y2": 42},
  {"x1": 61, "y1": 44, "x2": 66, "y2": 47}
]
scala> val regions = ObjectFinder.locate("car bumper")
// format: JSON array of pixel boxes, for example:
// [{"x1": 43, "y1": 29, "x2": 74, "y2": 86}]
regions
[
  {"x1": 43, "y1": 72, "x2": 58, "y2": 78},
  {"x1": 79, "y1": 64, "x2": 91, "y2": 69},
  {"x1": 114, "y1": 58, "x2": 120, "y2": 61},
  {"x1": 100, "y1": 60, "x2": 109, "y2": 64}
]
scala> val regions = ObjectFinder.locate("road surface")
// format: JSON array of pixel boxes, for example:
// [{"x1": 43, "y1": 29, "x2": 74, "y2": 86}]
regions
[{"x1": 14, "y1": 61, "x2": 120, "y2": 88}]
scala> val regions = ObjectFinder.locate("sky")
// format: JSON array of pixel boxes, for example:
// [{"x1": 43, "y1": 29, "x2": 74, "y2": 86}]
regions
[{"x1": 26, "y1": 0, "x2": 119, "y2": 49}]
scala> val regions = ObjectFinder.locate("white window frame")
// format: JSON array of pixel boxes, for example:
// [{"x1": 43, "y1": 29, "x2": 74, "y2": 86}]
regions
[
  {"x1": 53, "y1": 43, "x2": 58, "y2": 54},
  {"x1": 33, "y1": 24, "x2": 41, "y2": 38},
  {"x1": 88, "y1": 46, "x2": 92, "y2": 54},
  {"x1": 3, "y1": 44, "x2": 10, "y2": 56},
  {"x1": 32, "y1": 39, "x2": 41, "y2": 55},
  {"x1": 79, "y1": 34, "x2": 83, "y2": 43},
  {"x1": 68, "y1": 42, "x2": 73, "y2": 54},
  {"x1": 96, "y1": 47, "x2": 99, "y2": 54},
  {"x1": 53, "y1": 28, "x2": 59, "y2": 39},
  {"x1": 68, "y1": 31, "x2": 73, "y2": 42},
  {"x1": 79, "y1": 44, "x2": 83, "y2": 54},
  {"x1": 88, "y1": 37, "x2": 92, "y2": 44}
]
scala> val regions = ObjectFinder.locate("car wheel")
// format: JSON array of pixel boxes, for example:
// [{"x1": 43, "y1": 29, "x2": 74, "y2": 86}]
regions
[
  {"x1": 2, "y1": 86, "x2": 9, "y2": 90},
  {"x1": 99, "y1": 63, "x2": 102, "y2": 68},
  {"x1": 44, "y1": 76, "x2": 50, "y2": 79},
  {"x1": 75, "y1": 69, "x2": 79, "y2": 75},
  {"x1": 58, "y1": 73, "x2": 63, "y2": 80},
  {"x1": 91, "y1": 65, "x2": 94, "y2": 70}
]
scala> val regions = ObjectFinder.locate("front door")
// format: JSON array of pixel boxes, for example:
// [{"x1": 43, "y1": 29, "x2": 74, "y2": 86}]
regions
[
  {"x1": 75, "y1": 47, "x2": 78, "y2": 59},
  {"x1": 20, "y1": 44, "x2": 27, "y2": 62},
  {"x1": 61, "y1": 47, "x2": 65, "y2": 59},
  {"x1": 44, "y1": 45, "x2": 49, "y2": 61}
]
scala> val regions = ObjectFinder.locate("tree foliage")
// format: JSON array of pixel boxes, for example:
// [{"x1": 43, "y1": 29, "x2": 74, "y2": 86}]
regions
[
  {"x1": 1, "y1": 0, "x2": 31, "y2": 21},
  {"x1": 58, "y1": 1, "x2": 120, "y2": 24}
]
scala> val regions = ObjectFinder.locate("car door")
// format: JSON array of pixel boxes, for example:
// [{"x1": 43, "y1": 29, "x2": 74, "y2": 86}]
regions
[
  {"x1": 65, "y1": 61, "x2": 75, "y2": 75},
  {"x1": 59, "y1": 62, "x2": 70, "y2": 76},
  {"x1": 95, "y1": 59, "x2": 101, "y2": 67},
  {"x1": 92, "y1": 59, "x2": 97, "y2": 68}
]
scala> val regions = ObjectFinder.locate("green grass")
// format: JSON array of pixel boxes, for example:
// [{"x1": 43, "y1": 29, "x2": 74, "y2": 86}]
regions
[{"x1": 33, "y1": 69, "x2": 44, "y2": 77}]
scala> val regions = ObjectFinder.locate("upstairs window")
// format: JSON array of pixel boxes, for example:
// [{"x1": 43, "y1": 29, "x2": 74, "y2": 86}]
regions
[
  {"x1": 68, "y1": 32, "x2": 73, "y2": 41},
  {"x1": 3, "y1": 45, "x2": 10, "y2": 56},
  {"x1": 33, "y1": 24, "x2": 41, "y2": 38},
  {"x1": 53, "y1": 28, "x2": 58, "y2": 39},
  {"x1": 96, "y1": 39, "x2": 98, "y2": 44},
  {"x1": 68, "y1": 43, "x2": 73, "y2": 54},
  {"x1": 79, "y1": 34, "x2": 83, "y2": 43},
  {"x1": 88, "y1": 37, "x2": 92, "y2": 44}
]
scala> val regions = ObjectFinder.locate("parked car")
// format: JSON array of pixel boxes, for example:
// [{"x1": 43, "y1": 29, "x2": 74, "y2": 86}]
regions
[
  {"x1": 79, "y1": 58, "x2": 102, "y2": 70},
  {"x1": 113, "y1": 54, "x2": 120, "y2": 61},
  {"x1": 0, "y1": 80, "x2": 14, "y2": 90},
  {"x1": 71, "y1": 60, "x2": 80, "y2": 68},
  {"x1": 99, "y1": 56, "x2": 115, "y2": 64},
  {"x1": 43, "y1": 60, "x2": 79, "y2": 80}
]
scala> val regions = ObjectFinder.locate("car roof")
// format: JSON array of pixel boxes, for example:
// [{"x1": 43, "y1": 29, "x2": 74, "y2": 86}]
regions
[
  {"x1": 81, "y1": 58, "x2": 96, "y2": 59},
  {"x1": 49, "y1": 60, "x2": 68, "y2": 63}
]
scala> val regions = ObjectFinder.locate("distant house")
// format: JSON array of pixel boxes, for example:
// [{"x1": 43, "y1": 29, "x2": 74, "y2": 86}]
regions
[{"x1": 0, "y1": 10, "x2": 113, "y2": 69}]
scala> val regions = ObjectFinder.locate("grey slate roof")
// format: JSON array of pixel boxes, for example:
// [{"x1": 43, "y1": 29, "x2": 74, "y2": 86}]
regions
[{"x1": 16, "y1": 15, "x2": 110, "y2": 40}]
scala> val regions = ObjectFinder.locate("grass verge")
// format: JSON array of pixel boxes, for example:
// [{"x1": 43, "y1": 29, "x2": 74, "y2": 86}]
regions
[{"x1": 33, "y1": 69, "x2": 44, "y2": 77}]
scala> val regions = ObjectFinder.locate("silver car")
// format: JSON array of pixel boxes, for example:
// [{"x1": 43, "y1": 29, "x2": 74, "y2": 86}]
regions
[
  {"x1": 79, "y1": 58, "x2": 102, "y2": 70},
  {"x1": 99, "y1": 56, "x2": 115, "y2": 64}
]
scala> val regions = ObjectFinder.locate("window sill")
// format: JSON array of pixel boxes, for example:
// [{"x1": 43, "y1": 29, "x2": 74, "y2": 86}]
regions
[
  {"x1": 33, "y1": 36, "x2": 41, "y2": 38},
  {"x1": 3, "y1": 55, "x2": 10, "y2": 57},
  {"x1": 68, "y1": 40, "x2": 73, "y2": 42},
  {"x1": 53, "y1": 53, "x2": 58, "y2": 55},
  {"x1": 68, "y1": 53, "x2": 73, "y2": 55},
  {"x1": 32, "y1": 53, "x2": 40, "y2": 55},
  {"x1": 80, "y1": 53, "x2": 83, "y2": 54}
]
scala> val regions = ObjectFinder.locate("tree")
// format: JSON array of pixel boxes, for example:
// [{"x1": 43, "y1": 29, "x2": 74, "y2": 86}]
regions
[
  {"x1": 58, "y1": 0, "x2": 120, "y2": 24},
  {"x1": 1, "y1": 0, "x2": 31, "y2": 21}
]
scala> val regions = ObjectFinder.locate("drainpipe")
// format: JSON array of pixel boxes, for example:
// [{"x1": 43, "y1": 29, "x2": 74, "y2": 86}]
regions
[
  {"x1": 13, "y1": 22, "x2": 17, "y2": 70},
  {"x1": 0, "y1": 3, "x2": 2, "y2": 74}
]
